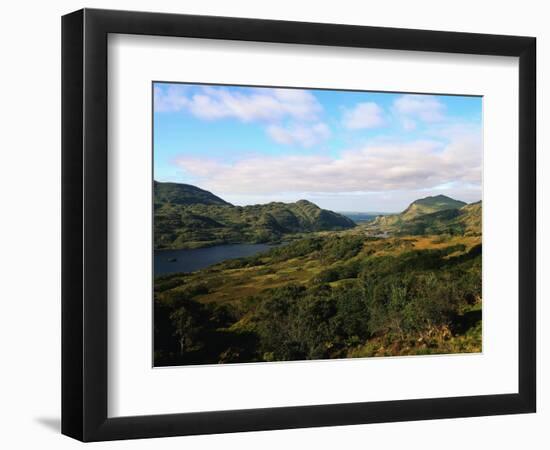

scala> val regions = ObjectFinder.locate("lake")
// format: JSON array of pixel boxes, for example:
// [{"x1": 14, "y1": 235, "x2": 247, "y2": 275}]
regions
[
  {"x1": 338, "y1": 212, "x2": 393, "y2": 223},
  {"x1": 155, "y1": 243, "x2": 279, "y2": 276}
]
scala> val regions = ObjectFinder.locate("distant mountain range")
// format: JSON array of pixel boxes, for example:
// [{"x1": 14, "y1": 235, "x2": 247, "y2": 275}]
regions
[
  {"x1": 366, "y1": 194, "x2": 481, "y2": 236},
  {"x1": 154, "y1": 181, "x2": 356, "y2": 250},
  {"x1": 154, "y1": 183, "x2": 481, "y2": 249}
]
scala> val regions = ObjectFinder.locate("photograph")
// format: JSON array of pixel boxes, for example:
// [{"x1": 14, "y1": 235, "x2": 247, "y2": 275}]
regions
[
  {"x1": 153, "y1": 83, "x2": 483, "y2": 367},
  {"x1": 0, "y1": 1, "x2": 542, "y2": 446}
]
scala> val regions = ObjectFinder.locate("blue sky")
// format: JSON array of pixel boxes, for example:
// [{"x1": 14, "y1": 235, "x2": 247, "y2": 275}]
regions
[{"x1": 154, "y1": 82, "x2": 482, "y2": 212}]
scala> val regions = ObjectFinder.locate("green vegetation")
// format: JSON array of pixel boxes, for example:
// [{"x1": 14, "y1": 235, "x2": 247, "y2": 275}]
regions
[
  {"x1": 154, "y1": 233, "x2": 482, "y2": 365},
  {"x1": 364, "y1": 195, "x2": 481, "y2": 237},
  {"x1": 153, "y1": 188, "x2": 482, "y2": 366},
  {"x1": 401, "y1": 194, "x2": 467, "y2": 219},
  {"x1": 154, "y1": 181, "x2": 356, "y2": 249},
  {"x1": 154, "y1": 181, "x2": 231, "y2": 206}
]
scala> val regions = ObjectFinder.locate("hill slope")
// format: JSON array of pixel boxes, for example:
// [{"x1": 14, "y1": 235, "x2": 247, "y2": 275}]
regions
[
  {"x1": 396, "y1": 201, "x2": 481, "y2": 236},
  {"x1": 401, "y1": 194, "x2": 467, "y2": 220},
  {"x1": 366, "y1": 195, "x2": 480, "y2": 236},
  {"x1": 154, "y1": 183, "x2": 356, "y2": 249},
  {"x1": 154, "y1": 181, "x2": 231, "y2": 206}
]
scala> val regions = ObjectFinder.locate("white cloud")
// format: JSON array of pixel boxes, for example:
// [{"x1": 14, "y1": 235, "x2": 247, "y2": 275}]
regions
[
  {"x1": 342, "y1": 102, "x2": 385, "y2": 129},
  {"x1": 154, "y1": 85, "x2": 322, "y2": 123},
  {"x1": 266, "y1": 122, "x2": 331, "y2": 148},
  {"x1": 175, "y1": 130, "x2": 481, "y2": 196},
  {"x1": 393, "y1": 94, "x2": 446, "y2": 124},
  {"x1": 401, "y1": 118, "x2": 417, "y2": 131},
  {"x1": 155, "y1": 85, "x2": 329, "y2": 147},
  {"x1": 427, "y1": 122, "x2": 482, "y2": 141},
  {"x1": 154, "y1": 85, "x2": 190, "y2": 112}
]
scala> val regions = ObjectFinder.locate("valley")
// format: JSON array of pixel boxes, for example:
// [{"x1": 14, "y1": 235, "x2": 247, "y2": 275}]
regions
[{"x1": 153, "y1": 182, "x2": 482, "y2": 366}]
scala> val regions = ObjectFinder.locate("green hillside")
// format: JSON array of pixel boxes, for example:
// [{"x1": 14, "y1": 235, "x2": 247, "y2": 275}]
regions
[
  {"x1": 365, "y1": 195, "x2": 479, "y2": 236},
  {"x1": 154, "y1": 181, "x2": 231, "y2": 206},
  {"x1": 401, "y1": 194, "x2": 466, "y2": 219},
  {"x1": 154, "y1": 182, "x2": 356, "y2": 249},
  {"x1": 392, "y1": 201, "x2": 481, "y2": 236}
]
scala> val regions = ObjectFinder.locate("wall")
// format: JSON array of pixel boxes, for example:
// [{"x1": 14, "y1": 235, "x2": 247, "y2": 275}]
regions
[{"x1": 0, "y1": 0, "x2": 546, "y2": 448}]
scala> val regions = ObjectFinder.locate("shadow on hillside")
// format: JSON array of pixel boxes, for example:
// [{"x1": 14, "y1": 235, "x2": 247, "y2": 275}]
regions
[
  {"x1": 155, "y1": 329, "x2": 260, "y2": 367},
  {"x1": 451, "y1": 308, "x2": 482, "y2": 335}
]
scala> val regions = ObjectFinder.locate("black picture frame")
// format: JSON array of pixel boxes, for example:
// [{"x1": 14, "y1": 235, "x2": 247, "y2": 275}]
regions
[{"x1": 62, "y1": 8, "x2": 536, "y2": 442}]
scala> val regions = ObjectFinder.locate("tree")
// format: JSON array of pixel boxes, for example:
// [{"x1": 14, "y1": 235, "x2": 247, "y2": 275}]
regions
[{"x1": 170, "y1": 300, "x2": 208, "y2": 354}]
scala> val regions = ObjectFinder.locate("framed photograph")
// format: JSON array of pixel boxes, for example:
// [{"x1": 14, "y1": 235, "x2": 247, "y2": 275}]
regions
[{"x1": 62, "y1": 8, "x2": 536, "y2": 441}]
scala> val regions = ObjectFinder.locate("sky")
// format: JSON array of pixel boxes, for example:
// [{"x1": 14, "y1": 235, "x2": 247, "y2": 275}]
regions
[{"x1": 153, "y1": 82, "x2": 482, "y2": 213}]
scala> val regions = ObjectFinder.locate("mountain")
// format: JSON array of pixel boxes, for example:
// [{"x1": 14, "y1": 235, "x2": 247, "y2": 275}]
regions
[
  {"x1": 366, "y1": 195, "x2": 480, "y2": 236},
  {"x1": 154, "y1": 181, "x2": 231, "y2": 206},
  {"x1": 154, "y1": 182, "x2": 356, "y2": 249},
  {"x1": 401, "y1": 195, "x2": 467, "y2": 220},
  {"x1": 396, "y1": 201, "x2": 481, "y2": 236}
]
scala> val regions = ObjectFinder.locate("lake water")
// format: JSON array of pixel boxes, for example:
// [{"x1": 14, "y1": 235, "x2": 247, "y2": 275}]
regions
[
  {"x1": 339, "y1": 212, "x2": 393, "y2": 223},
  {"x1": 155, "y1": 243, "x2": 278, "y2": 276}
]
